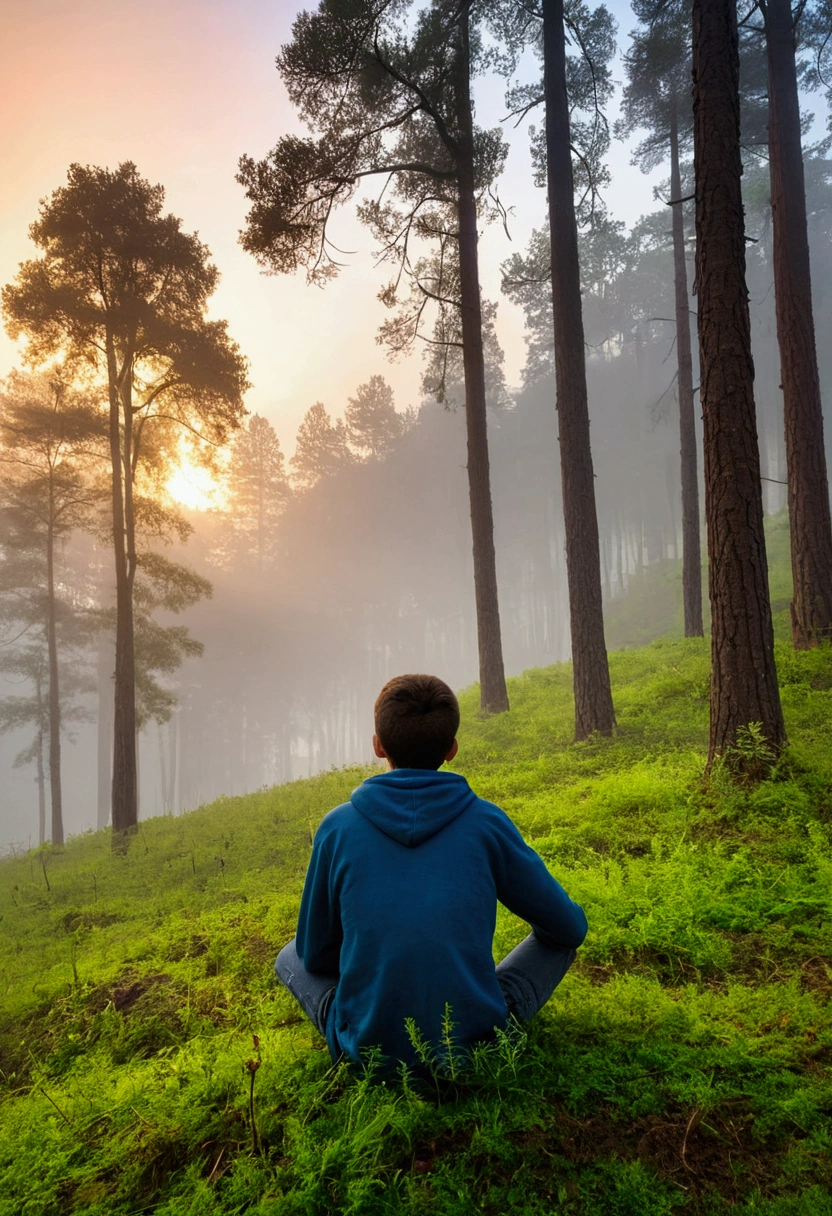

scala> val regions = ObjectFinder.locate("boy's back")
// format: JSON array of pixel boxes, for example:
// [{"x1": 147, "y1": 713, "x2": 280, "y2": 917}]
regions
[
  {"x1": 276, "y1": 674, "x2": 587, "y2": 1070},
  {"x1": 297, "y1": 768, "x2": 587, "y2": 1068}
]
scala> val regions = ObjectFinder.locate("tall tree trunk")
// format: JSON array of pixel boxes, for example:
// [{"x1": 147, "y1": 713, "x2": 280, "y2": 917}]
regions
[
  {"x1": 669, "y1": 97, "x2": 704, "y2": 638},
  {"x1": 542, "y1": 0, "x2": 615, "y2": 739},
  {"x1": 45, "y1": 506, "x2": 63, "y2": 846},
  {"x1": 107, "y1": 336, "x2": 138, "y2": 839},
  {"x1": 692, "y1": 0, "x2": 785, "y2": 765},
  {"x1": 168, "y1": 714, "x2": 178, "y2": 814},
  {"x1": 96, "y1": 630, "x2": 113, "y2": 830},
  {"x1": 453, "y1": 3, "x2": 509, "y2": 715},
  {"x1": 35, "y1": 714, "x2": 45, "y2": 847},
  {"x1": 765, "y1": 0, "x2": 832, "y2": 647},
  {"x1": 158, "y1": 721, "x2": 168, "y2": 814}
]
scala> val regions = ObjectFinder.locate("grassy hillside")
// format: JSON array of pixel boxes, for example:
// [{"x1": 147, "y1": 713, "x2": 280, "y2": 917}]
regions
[
  {"x1": 604, "y1": 511, "x2": 795, "y2": 651},
  {"x1": 1, "y1": 584, "x2": 831, "y2": 1212}
]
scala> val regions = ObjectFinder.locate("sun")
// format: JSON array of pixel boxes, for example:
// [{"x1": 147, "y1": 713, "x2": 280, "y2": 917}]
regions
[{"x1": 166, "y1": 446, "x2": 228, "y2": 511}]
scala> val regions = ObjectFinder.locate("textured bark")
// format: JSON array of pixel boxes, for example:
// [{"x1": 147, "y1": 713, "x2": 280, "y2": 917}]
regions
[
  {"x1": 542, "y1": 0, "x2": 615, "y2": 739},
  {"x1": 454, "y1": 4, "x2": 509, "y2": 715},
  {"x1": 670, "y1": 98, "x2": 704, "y2": 638},
  {"x1": 765, "y1": 0, "x2": 832, "y2": 647},
  {"x1": 692, "y1": 0, "x2": 785, "y2": 764},
  {"x1": 45, "y1": 501, "x2": 64, "y2": 846},
  {"x1": 107, "y1": 333, "x2": 138, "y2": 839}
]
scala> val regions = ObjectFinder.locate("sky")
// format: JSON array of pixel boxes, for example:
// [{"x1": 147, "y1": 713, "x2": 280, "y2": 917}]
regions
[{"x1": 0, "y1": 0, "x2": 667, "y2": 457}]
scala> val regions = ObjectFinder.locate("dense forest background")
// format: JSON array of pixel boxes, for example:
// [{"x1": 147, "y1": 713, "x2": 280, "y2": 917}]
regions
[
  {"x1": 2, "y1": 0, "x2": 832, "y2": 849},
  {"x1": 2, "y1": 154, "x2": 829, "y2": 847}
]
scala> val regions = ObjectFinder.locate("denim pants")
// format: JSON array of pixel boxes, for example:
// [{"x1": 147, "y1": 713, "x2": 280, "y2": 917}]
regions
[{"x1": 274, "y1": 934, "x2": 577, "y2": 1039}]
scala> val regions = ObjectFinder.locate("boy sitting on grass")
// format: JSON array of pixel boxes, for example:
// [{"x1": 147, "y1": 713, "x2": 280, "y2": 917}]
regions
[{"x1": 275, "y1": 674, "x2": 587, "y2": 1071}]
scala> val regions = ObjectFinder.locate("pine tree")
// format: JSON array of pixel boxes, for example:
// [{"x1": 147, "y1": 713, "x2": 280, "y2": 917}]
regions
[
  {"x1": 2, "y1": 163, "x2": 248, "y2": 839},
  {"x1": 692, "y1": 0, "x2": 785, "y2": 766},
  {"x1": 619, "y1": 0, "x2": 704, "y2": 638},
  {"x1": 290, "y1": 403, "x2": 354, "y2": 491},
  {"x1": 345, "y1": 377, "x2": 405, "y2": 460},
  {"x1": 226, "y1": 414, "x2": 291, "y2": 569},
  {"x1": 0, "y1": 370, "x2": 101, "y2": 844},
  {"x1": 758, "y1": 0, "x2": 832, "y2": 647},
  {"x1": 238, "y1": 0, "x2": 510, "y2": 714},
  {"x1": 539, "y1": 0, "x2": 617, "y2": 738},
  {"x1": 489, "y1": 0, "x2": 617, "y2": 737}
]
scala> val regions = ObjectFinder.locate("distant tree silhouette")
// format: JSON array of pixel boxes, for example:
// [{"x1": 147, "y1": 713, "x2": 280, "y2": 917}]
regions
[
  {"x1": 345, "y1": 377, "x2": 407, "y2": 460},
  {"x1": 225, "y1": 414, "x2": 291, "y2": 569},
  {"x1": 290, "y1": 403, "x2": 354, "y2": 491},
  {"x1": 2, "y1": 162, "x2": 248, "y2": 839},
  {"x1": 0, "y1": 370, "x2": 102, "y2": 844},
  {"x1": 0, "y1": 645, "x2": 49, "y2": 844},
  {"x1": 619, "y1": 0, "x2": 703, "y2": 638}
]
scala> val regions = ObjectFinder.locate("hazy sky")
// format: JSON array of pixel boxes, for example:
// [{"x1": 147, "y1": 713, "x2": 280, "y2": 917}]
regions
[{"x1": 0, "y1": 0, "x2": 667, "y2": 454}]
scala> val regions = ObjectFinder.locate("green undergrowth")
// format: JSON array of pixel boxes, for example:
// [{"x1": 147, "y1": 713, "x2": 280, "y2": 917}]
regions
[{"x1": 2, "y1": 609, "x2": 832, "y2": 1212}]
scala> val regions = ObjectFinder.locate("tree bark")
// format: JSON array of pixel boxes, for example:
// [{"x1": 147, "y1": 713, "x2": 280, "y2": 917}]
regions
[
  {"x1": 45, "y1": 498, "x2": 63, "y2": 846},
  {"x1": 542, "y1": 0, "x2": 615, "y2": 739},
  {"x1": 453, "y1": 2, "x2": 509, "y2": 715},
  {"x1": 669, "y1": 97, "x2": 704, "y2": 638},
  {"x1": 692, "y1": 0, "x2": 785, "y2": 765},
  {"x1": 107, "y1": 333, "x2": 138, "y2": 840},
  {"x1": 765, "y1": 0, "x2": 832, "y2": 647}
]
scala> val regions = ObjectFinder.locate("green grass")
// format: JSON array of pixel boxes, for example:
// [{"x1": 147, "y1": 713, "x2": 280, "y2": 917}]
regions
[{"x1": 1, "y1": 526, "x2": 831, "y2": 1213}]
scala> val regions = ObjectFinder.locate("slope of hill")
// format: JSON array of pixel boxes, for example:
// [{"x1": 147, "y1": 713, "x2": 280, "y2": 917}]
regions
[{"x1": 1, "y1": 598, "x2": 831, "y2": 1212}]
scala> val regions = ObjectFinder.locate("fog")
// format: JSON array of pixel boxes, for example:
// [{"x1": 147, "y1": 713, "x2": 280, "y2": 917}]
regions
[
  {"x1": 2, "y1": 154, "x2": 829, "y2": 852},
  {"x1": 3, "y1": 0, "x2": 832, "y2": 852}
]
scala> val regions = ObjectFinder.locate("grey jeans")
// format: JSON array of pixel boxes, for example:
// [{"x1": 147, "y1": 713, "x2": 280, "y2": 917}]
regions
[{"x1": 274, "y1": 933, "x2": 577, "y2": 1038}]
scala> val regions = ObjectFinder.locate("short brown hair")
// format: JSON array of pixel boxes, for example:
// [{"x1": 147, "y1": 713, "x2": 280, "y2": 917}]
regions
[{"x1": 374, "y1": 674, "x2": 460, "y2": 770}]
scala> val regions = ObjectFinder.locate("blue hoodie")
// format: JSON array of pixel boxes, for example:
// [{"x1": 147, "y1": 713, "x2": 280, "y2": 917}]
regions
[{"x1": 295, "y1": 768, "x2": 588, "y2": 1069}]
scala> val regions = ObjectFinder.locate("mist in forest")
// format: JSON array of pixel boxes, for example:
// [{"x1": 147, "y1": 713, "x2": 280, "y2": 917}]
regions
[
  {"x1": 1, "y1": 0, "x2": 831, "y2": 850},
  {"x1": 3, "y1": 169, "x2": 830, "y2": 849}
]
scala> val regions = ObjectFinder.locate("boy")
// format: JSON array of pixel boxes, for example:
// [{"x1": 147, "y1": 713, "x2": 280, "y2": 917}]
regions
[{"x1": 275, "y1": 674, "x2": 587, "y2": 1070}]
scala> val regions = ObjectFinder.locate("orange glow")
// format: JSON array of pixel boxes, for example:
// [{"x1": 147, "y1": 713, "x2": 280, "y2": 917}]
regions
[{"x1": 166, "y1": 448, "x2": 227, "y2": 512}]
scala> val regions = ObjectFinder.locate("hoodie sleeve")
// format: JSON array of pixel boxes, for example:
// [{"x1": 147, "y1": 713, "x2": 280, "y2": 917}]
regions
[
  {"x1": 296, "y1": 828, "x2": 343, "y2": 974},
  {"x1": 489, "y1": 807, "x2": 588, "y2": 948}
]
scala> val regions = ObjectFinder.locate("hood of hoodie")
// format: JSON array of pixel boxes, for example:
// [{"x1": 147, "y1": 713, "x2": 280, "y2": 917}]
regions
[{"x1": 350, "y1": 769, "x2": 477, "y2": 847}]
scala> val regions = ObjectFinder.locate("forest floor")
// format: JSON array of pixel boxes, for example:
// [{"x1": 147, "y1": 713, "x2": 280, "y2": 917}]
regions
[{"x1": 1, "y1": 527, "x2": 831, "y2": 1214}]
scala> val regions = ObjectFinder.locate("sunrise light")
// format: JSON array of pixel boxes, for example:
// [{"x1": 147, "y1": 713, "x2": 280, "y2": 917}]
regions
[{"x1": 166, "y1": 455, "x2": 225, "y2": 511}]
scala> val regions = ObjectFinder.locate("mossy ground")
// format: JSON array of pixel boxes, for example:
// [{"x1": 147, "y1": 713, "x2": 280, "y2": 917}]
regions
[{"x1": 1, "y1": 518, "x2": 831, "y2": 1215}]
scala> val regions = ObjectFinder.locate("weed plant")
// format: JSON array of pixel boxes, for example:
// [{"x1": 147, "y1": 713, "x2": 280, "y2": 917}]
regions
[{"x1": 1, "y1": 536, "x2": 831, "y2": 1213}]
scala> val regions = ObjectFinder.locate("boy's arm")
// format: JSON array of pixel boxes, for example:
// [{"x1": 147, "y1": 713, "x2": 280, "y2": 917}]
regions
[
  {"x1": 296, "y1": 829, "x2": 343, "y2": 974},
  {"x1": 490, "y1": 810, "x2": 588, "y2": 948}
]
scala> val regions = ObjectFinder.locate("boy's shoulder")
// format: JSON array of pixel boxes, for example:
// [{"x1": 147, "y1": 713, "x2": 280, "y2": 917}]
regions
[
  {"x1": 315, "y1": 789, "x2": 514, "y2": 845},
  {"x1": 315, "y1": 801, "x2": 355, "y2": 841}
]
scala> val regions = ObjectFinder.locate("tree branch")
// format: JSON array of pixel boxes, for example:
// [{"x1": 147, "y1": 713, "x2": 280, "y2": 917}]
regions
[{"x1": 371, "y1": 31, "x2": 460, "y2": 158}]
